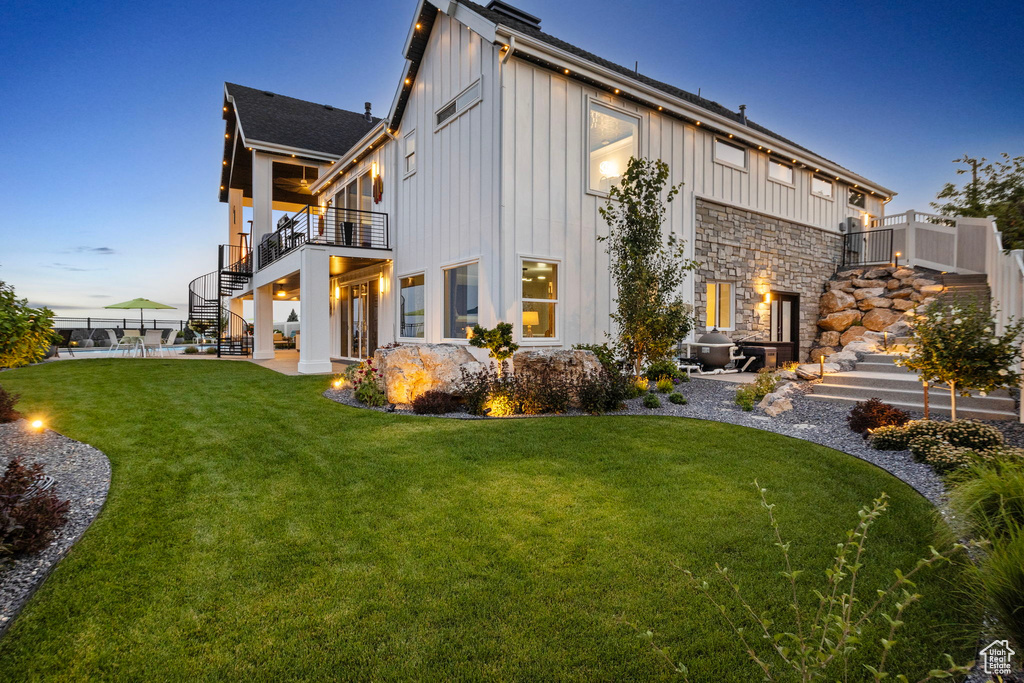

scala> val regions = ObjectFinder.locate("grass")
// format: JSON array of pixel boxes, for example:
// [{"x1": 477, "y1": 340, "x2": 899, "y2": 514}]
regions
[{"x1": 0, "y1": 359, "x2": 977, "y2": 680}]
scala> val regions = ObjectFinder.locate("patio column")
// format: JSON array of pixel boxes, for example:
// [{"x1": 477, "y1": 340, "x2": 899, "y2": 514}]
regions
[
  {"x1": 297, "y1": 247, "x2": 332, "y2": 374},
  {"x1": 253, "y1": 283, "x2": 275, "y2": 360},
  {"x1": 228, "y1": 188, "x2": 244, "y2": 248},
  {"x1": 252, "y1": 151, "x2": 274, "y2": 248}
]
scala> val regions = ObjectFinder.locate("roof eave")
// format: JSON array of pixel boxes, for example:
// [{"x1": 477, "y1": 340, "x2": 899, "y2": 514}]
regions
[{"x1": 310, "y1": 121, "x2": 390, "y2": 194}]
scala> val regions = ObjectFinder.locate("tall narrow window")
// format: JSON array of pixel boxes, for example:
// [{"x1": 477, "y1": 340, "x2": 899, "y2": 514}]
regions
[
  {"x1": 705, "y1": 282, "x2": 733, "y2": 329},
  {"x1": 521, "y1": 260, "x2": 558, "y2": 339},
  {"x1": 399, "y1": 274, "x2": 425, "y2": 338},
  {"x1": 588, "y1": 100, "x2": 639, "y2": 194},
  {"x1": 443, "y1": 262, "x2": 478, "y2": 339},
  {"x1": 404, "y1": 131, "x2": 416, "y2": 175}
]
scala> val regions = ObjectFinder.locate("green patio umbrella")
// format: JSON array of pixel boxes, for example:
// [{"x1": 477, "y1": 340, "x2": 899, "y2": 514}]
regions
[{"x1": 104, "y1": 298, "x2": 176, "y2": 328}]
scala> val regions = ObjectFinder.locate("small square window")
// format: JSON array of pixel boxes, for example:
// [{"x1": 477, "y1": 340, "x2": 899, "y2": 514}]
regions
[
  {"x1": 848, "y1": 188, "x2": 866, "y2": 208},
  {"x1": 768, "y1": 160, "x2": 793, "y2": 184},
  {"x1": 714, "y1": 139, "x2": 746, "y2": 168},
  {"x1": 812, "y1": 176, "x2": 834, "y2": 198}
]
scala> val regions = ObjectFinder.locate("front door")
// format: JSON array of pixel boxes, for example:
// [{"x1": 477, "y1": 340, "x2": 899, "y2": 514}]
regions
[{"x1": 769, "y1": 292, "x2": 800, "y2": 364}]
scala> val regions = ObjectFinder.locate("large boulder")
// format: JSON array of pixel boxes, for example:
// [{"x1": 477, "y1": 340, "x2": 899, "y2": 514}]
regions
[
  {"x1": 912, "y1": 278, "x2": 938, "y2": 290},
  {"x1": 819, "y1": 289, "x2": 856, "y2": 315},
  {"x1": 892, "y1": 298, "x2": 917, "y2": 311},
  {"x1": 374, "y1": 343, "x2": 485, "y2": 404},
  {"x1": 840, "y1": 326, "x2": 868, "y2": 346},
  {"x1": 920, "y1": 284, "x2": 944, "y2": 296},
  {"x1": 836, "y1": 268, "x2": 865, "y2": 279},
  {"x1": 819, "y1": 330, "x2": 841, "y2": 347},
  {"x1": 827, "y1": 349, "x2": 860, "y2": 371},
  {"x1": 858, "y1": 296, "x2": 893, "y2": 311},
  {"x1": 864, "y1": 267, "x2": 892, "y2": 279},
  {"x1": 809, "y1": 346, "x2": 836, "y2": 362},
  {"x1": 513, "y1": 348, "x2": 602, "y2": 387},
  {"x1": 850, "y1": 278, "x2": 878, "y2": 288},
  {"x1": 862, "y1": 308, "x2": 903, "y2": 331},
  {"x1": 854, "y1": 287, "x2": 886, "y2": 301},
  {"x1": 884, "y1": 319, "x2": 913, "y2": 338},
  {"x1": 796, "y1": 362, "x2": 840, "y2": 380},
  {"x1": 887, "y1": 287, "x2": 915, "y2": 300},
  {"x1": 886, "y1": 278, "x2": 902, "y2": 290},
  {"x1": 893, "y1": 267, "x2": 916, "y2": 279},
  {"x1": 818, "y1": 310, "x2": 862, "y2": 332}
]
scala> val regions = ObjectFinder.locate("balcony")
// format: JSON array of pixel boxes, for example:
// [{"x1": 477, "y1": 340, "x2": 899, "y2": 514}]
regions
[
  {"x1": 257, "y1": 206, "x2": 389, "y2": 269},
  {"x1": 842, "y1": 210, "x2": 991, "y2": 273}
]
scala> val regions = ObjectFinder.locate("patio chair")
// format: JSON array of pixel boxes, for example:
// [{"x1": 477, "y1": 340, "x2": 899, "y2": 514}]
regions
[
  {"x1": 106, "y1": 329, "x2": 132, "y2": 355},
  {"x1": 54, "y1": 329, "x2": 75, "y2": 357},
  {"x1": 162, "y1": 328, "x2": 178, "y2": 350},
  {"x1": 142, "y1": 329, "x2": 165, "y2": 357}
]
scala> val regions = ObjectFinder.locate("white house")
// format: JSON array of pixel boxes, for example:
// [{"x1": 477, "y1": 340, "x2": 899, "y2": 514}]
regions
[{"x1": 192, "y1": 0, "x2": 899, "y2": 373}]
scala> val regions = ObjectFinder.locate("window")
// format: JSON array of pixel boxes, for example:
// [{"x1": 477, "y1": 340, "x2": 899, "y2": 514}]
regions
[
  {"x1": 443, "y1": 262, "x2": 478, "y2": 339},
  {"x1": 714, "y1": 139, "x2": 746, "y2": 169},
  {"x1": 435, "y1": 79, "x2": 482, "y2": 128},
  {"x1": 399, "y1": 274, "x2": 425, "y2": 338},
  {"x1": 588, "y1": 100, "x2": 639, "y2": 194},
  {"x1": 404, "y1": 131, "x2": 416, "y2": 176},
  {"x1": 705, "y1": 282, "x2": 733, "y2": 329},
  {"x1": 768, "y1": 160, "x2": 794, "y2": 184},
  {"x1": 811, "y1": 175, "x2": 834, "y2": 199},
  {"x1": 521, "y1": 260, "x2": 558, "y2": 339},
  {"x1": 848, "y1": 188, "x2": 866, "y2": 208}
]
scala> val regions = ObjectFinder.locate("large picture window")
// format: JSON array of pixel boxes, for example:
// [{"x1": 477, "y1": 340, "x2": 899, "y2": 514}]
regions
[
  {"x1": 443, "y1": 262, "x2": 478, "y2": 339},
  {"x1": 521, "y1": 260, "x2": 558, "y2": 339},
  {"x1": 588, "y1": 100, "x2": 639, "y2": 194},
  {"x1": 705, "y1": 282, "x2": 733, "y2": 330},
  {"x1": 399, "y1": 274, "x2": 425, "y2": 338}
]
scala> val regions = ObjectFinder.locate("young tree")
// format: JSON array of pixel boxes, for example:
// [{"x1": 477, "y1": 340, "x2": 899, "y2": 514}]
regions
[
  {"x1": 599, "y1": 157, "x2": 698, "y2": 378},
  {"x1": 469, "y1": 322, "x2": 518, "y2": 375},
  {"x1": 287, "y1": 308, "x2": 299, "y2": 322},
  {"x1": 932, "y1": 153, "x2": 1024, "y2": 249},
  {"x1": 0, "y1": 280, "x2": 57, "y2": 368},
  {"x1": 896, "y1": 299, "x2": 1024, "y2": 420}
]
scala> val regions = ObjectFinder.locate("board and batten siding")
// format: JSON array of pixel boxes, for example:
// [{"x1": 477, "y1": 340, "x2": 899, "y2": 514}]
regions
[{"x1": 500, "y1": 53, "x2": 885, "y2": 347}]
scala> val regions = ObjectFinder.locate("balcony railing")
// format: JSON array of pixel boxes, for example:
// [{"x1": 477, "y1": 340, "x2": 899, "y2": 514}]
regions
[
  {"x1": 257, "y1": 205, "x2": 389, "y2": 269},
  {"x1": 842, "y1": 229, "x2": 893, "y2": 267},
  {"x1": 220, "y1": 244, "x2": 252, "y2": 275}
]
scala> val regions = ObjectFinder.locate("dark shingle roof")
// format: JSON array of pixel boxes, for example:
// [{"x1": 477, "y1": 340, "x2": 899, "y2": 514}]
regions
[
  {"x1": 225, "y1": 83, "x2": 381, "y2": 157},
  {"x1": 460, "y1": 1, "x2": 832, "y2": 165}
]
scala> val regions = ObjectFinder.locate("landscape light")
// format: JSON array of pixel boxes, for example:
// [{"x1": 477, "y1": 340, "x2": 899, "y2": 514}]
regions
[{"x1": 30, "y1": 419, "x2": 44, "y2": 431}]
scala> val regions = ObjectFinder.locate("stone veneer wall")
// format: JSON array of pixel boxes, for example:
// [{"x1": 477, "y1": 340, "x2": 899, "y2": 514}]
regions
[{"x1": 694, "y1": 199, "x2": 843, "y2": 361}]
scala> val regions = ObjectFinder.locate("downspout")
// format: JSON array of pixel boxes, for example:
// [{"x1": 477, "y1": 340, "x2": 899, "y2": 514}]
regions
[{"x1": 498, "y1": 35, "x2": 515, "y2": 322}]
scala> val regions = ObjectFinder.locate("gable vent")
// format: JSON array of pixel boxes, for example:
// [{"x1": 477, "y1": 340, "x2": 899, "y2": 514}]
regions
[{"x1": 485, "y1": 0, "x2": 541, "y2": 29}]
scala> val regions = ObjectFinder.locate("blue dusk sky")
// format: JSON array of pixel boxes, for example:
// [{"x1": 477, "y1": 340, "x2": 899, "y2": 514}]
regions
[{"x1": 1, "y1": 0, "x2": 1021, "y2": 320}]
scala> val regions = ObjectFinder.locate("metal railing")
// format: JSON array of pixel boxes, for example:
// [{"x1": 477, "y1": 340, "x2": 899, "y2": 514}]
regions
[
  {"x1": 257, "y1": 205, "x2": 389, "y2": 269},
  {"x1": 220, "y1": 243, "x2": 252, "y2": 276},
  {"x1": 54, "y1": 317, "x2": 188, "y2": 330},
  {"x1": 841, "y1": 228, "x2": 893, "y2": 267}
]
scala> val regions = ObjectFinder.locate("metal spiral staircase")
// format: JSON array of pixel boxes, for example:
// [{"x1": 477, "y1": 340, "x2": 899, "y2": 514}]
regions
[{"x1": 187, "y1": 245, "x2": 253, "y2": 357}]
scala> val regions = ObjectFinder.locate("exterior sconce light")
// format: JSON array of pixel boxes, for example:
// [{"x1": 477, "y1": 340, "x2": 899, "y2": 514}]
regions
[
  {"x1": 763, "y1": 292, "x2": 771, "y2": 304},
  {"x1": 379, "y1": 275, "x2": 385, "y2": 294},
  {"x1": 371, "y1": 161, "x2": 379, "y2": 179},
  {"x1": 276, "y1": 285, "x2": 286, "y2": 298}
]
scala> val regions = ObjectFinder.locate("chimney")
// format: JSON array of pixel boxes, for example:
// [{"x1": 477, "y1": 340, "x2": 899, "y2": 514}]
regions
[
  {"x1": 364, "y1": 102, "x2": 372, "y2": 122},
  {"x1": 738, "y1": 104, "x2": 747, "y2": 125}
]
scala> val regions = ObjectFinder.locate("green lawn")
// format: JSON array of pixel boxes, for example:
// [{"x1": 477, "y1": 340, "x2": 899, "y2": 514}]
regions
[{"x1": 0, "y1": 360, "x2": 976, "y2": 680}]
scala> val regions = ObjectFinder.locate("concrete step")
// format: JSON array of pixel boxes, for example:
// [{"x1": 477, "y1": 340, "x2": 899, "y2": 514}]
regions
[
  {"x1": 855, "y1": 362, "x2": 908, "y2": 374},
  {"x1": 942, "y1": 274, "x2": 988, "y2": 284},
  {"x1": 805, "y1": 393, "x2": 1018, "y2": 421},
  {"x1": 812, "y1": 380, "x2": 1014, "y2": 409}
]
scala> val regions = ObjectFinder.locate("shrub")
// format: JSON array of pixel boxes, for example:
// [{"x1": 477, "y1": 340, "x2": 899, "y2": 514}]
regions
[
  {"x1": 204, "y1": 347, "x2": 218, "y2": 355},
  {"x1": 469, "y1": 322, "x2": 518, "y2": 369},
  {"x1": 847, "y1": 398, "x2": 910, "y2": 436},
  {"x1": 639, "y1": 484, "x2": 975, "y2": 681},
  {"x1": 355, "y1": 381, "x2": 386, "y2": 407},
  {"x1": 734, "y1": 385, "x2": 757, "y2": 411},
  {"x1": 577, "y1": 369, "x2": 628, "y2": 415},
  {"x1": 944, "y1": 420, "x2": 1004, "y2": 451},
  {"x1": 655, "y1": 377, "x2": 674, "y2": 393},
  {"x1": 411, "y1": 390, "x2": 461, "y2": 415},
  {"x1": 868, "y1": 424, "x2": 910, "y2": 451},
  {"x1": 642, "y1": 393, "x2": 661, "y2": 409},
  {"x1": 977, "y1": 530, "x2": 1024, "y2": 650},
  {"x1": 0, "y1": 457, "x2": 70, "y2": 559},
  {"x1": 182, "y1": 345, "x2": 199, "y2": 354},
  {"x1": 908, "y1": 433, "x2": 947, "y2": 462},
  {"x1": 668, "y1": 392, "x2": 686, "y2": 405},
  {"x1": 949, "y1": 462, "x2": 1024, "y2": 540},
  {"x1": 645, "y1": 360, "x2": 683, "y2": 382},
  {"x1": 923, "y1": 442, "x2": 976, "y2": 473},
  {"x1": 0, "y1": 280, "x2": 58, "y2": 369},
  {"x1": 573, "y1": 343, "x2": 620, "y2": 376},
  {"x1": 0, "y1": 385, "x2": 20, "y2": 423},
  {"x1": 457, "y1": 366, "x2": 494, "y2": 416},
  {"x1": 520, "y1": 370, "x2": 577, "y2": 415},
  {"x1": 904, "y1": 419, "x2": 949, "y2": 442},
  {"x1": 982, "y1": 445, "x2": 1024, "y2": 465},
  {"x1": 627, "y1": 378, "x2": 649, "y2": 399}
]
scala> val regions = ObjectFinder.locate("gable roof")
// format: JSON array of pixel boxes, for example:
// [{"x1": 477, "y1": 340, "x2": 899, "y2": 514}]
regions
[
  {"x1": 457, "y1": 1, "x2": 868, "y2": 182},
  {"x1": 225, "y1": 83, "x2": 381, "y2": 158}
]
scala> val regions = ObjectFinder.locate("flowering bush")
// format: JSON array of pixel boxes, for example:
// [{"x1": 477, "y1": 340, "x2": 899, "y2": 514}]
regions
[
  {"x1": 908, "y1": 433, "x2": 947, "y2": 462},
  {"x1": 897, "y1": 300, "x2": 1024, "y2": 420},
  {"x1": 943, "y1": 420, "x2": 1004, "y2": 451},
  {"x1": 904, "y1": 419, "x2": 949, "y2": 441},
  {"x1": 655, "y1": 378, "x2": 674, "y2": 393},
  {"x1": 349, "y1": 360, "x2": 386, "y2": 407},
  {"x1": 923, "y1": 442, "x2": 977, "y2": 473},
  {"x1": 868, "y1": 424, "x2": 910, "y2": 450}
]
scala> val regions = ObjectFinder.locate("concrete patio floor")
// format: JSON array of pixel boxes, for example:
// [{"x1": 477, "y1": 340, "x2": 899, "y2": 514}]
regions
[{"x1": 42, "y1": 347, "x2": 351, "y2": 376}]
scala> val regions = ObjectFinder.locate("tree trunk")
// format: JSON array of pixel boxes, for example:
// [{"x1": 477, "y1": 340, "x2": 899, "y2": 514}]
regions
[{"x1": 949, "y1": 381, "x2": 957, "y2": 421}]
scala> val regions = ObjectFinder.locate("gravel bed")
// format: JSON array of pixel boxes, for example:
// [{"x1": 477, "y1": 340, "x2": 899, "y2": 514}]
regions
[{"x1": 0, "y1": 420, "x2": 111, "y2": 637}]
